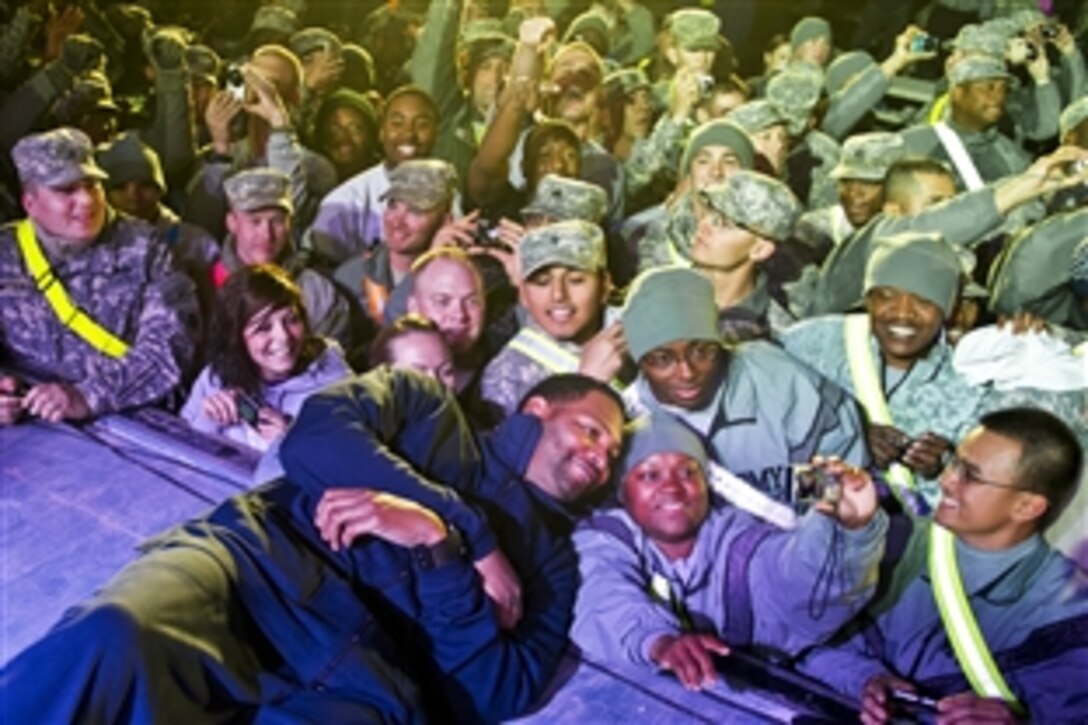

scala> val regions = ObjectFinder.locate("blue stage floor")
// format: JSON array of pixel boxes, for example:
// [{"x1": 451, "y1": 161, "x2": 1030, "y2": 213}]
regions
[{"x1": 4, "y1": 412, "x2": 1085, "y2": 722}]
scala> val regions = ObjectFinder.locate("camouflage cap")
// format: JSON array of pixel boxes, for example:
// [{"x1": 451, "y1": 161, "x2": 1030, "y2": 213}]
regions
[
  {"x1": 563, "y1": 11, "x2": 611, "y2": 54},
  {"x1": 96, "y1": 131, "x2": 166, "y2": 192},
  {"x1": 224, "y1": 168, "x2": 293, "y2": 213},
  {"x1": 604, "y1": 68, "x2": 651, "y2": 98},
  {"x1": 12, "y1": 127, "x2": 108, "y2": 188},
  {"x1": 825, "y1": 51, "x2": 875, "y2": 95},
  {"x1": 522, "y1": 174, "x2": 608, "y2": 223},
  {"x1": 54, "y1": 71, "x2": 119, "y2": 125},
  {"x1": 698, "y1": 170, "x2": 801, "y2": 243},
  {"x1": 830, "y1": 132, "x2": 906, "y2": 181},
  {"x1": 950, "y1": 23, "x2": 1007, "y2": 57},
  {"x1": 518, "y1": 219, "x2": 606, "y2": 280},
  {"x1": 767, "y1": 64, "x2": 825, "y2": 135},
  {"x1": 667, "y1": 8, "x2": 721, "y2": 51},
  {"x1": 460, "y1": 18, "x2": 506, "y2": 44},
  {"x1": 185, "y1": 44, "x2": 222, "y2": 85},
  {"x1": 1060, "y1": 96, "x2": 1088, "y2": 137},
  {"x1": 250, "y1": 5, "x2": 299, "y2": 36},
  {"x1": 947, "y1": 53, "x2": 1011, "y2": 86},
  {"x1": 382, "y1": 159, "x2": 458, "y2": 211},
  {"x1": 289, "y1": 27, "x2": 343, "y2": 59},
  {"x1": 1011, "y1": 8, "x2": 1047, "y2": 32},
  {"x1": 727, "y1": 100, "x2": 785, "y2": 134},
  {"x1": 790, "y1": 16, "x2": 831, "y2": 49}
]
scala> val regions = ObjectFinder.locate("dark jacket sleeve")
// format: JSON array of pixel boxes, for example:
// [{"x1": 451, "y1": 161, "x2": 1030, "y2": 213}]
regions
[
  {"x1": 413, "y1": 537, "x2": 579, "y2": 723},
  {"x1": 279, "y1": 367, "x2": 497, "y2": 559}
]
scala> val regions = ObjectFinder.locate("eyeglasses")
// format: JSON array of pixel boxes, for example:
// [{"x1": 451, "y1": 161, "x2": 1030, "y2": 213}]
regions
[
  {"x1": 641, "y1": 341, "x2": 720, "y2": 372},
  {"x1": 941, "y1": 452, "x2": 1024, "y2": 491}
]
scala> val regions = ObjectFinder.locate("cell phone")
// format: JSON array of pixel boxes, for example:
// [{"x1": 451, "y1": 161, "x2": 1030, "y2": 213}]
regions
[
  {"x1": 236, "y1": 392, "x2": 262, "y2": 427},
  {"x1": 790, "y1": 464, "x2": 843, "y2": 512},
  {"x1": 889, "y1": 688, "x2": 939, "y2": 712},
  {"x1": 224, "y1": 64, "x2": 246, "y2": 102}
]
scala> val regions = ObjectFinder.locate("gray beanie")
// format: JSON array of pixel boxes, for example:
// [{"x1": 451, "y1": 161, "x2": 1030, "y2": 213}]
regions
[
  {"x1": 618, "y1": 412, "x2": 708, "y2": 495},
  {"x1": 680, "y1": 120, "x2": 755, "y2": 175},
  {"x1": 825, "y1": 51, "x2": 875, "y2": 95},
  {"x1": 865, "y1": 232, "x2": 961, "y2": 317},
  {"x1": 790, "y1": 16, "x2": 831, "y2": 50},
  {"x1": 622, "y1": 267, "x2": 719, "y2": 362},
  {"x1": 96, "y1": 132, "x2": 166, "y2": 192}
]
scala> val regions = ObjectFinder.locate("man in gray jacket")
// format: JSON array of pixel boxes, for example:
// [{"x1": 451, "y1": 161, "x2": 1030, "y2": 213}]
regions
[{"x1": 572, "y1": 412, "x2": 887, "y2": 690}]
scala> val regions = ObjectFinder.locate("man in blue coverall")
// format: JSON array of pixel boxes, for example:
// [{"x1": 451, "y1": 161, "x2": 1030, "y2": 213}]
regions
[{"x1": 1, "y1": 369, "x2": 624, "y2": 722}]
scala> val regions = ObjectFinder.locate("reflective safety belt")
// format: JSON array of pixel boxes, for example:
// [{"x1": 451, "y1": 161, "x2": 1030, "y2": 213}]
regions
[
  {"x1": 928, "y1": 524, "x2": 1024, "y2": 711},
  {"x1": 928, "y1": 93, "x2": 949, "y2": 125},
  {"x1": 507, "y1": 327, "x2": 625, "y2": 392},
  {"x1": 933, "y1": 123, "x2": 985, "y2": 191},
  {"x1": 844, "y1": 315, "x2": 915, "y2": 494},
  {"x1": 649, "y1": 573, "x2": 694, "y2": 631},
  {"x1": 363, "y1": 276, "x2": 390, "y2": 325},
  {"x1": 15, "y1": 219, "x2": 129, "y2": 359}
]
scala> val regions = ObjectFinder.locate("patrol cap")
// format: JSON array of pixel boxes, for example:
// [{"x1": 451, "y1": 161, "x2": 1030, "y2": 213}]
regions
[
  {"x1": 381, "y1": 159, "x2": 458, "y2": 211},
  {"x1": 667, "y1": 8, "x2": 721, "y2": 51},
  {"x1": 289, "y1": 27, "x2": 343, "y2": 59},
  {"x1": 1011, "y1": 8, "x2": 1047, "y2": 31},
  {"x1": 698, "y1": 170, "x2": 801, "y2": 243},
  {"x1": 830, "y1": 132, "x2": 906, "y2": 181},
  {"x1": 563, "y1": 11, "x2": 611, "y2": 55},
  {"x1": 53, "y1": 71, "x2": 120, "y2": 126},
  {"x1": 947, "y1": 53, "x2": 1011, "y2": 86},
  {"x1": 518, "y1": 219, "x2": 606, "y2": 280},
  {"x1": 604, "y1": 68, "x2": 651, "y2": 97},
  {"x1": 825, "y1": 51, "x2": 875, "y2": 95},
  {"x1": 250, "y1": 5, "x2": 299, "y2": 36},
  {"x1": 865, "y1": 231, "x2": 961, "y2": 317},
  {"x1": 461, "y1": 29, "x2": 516, "y2": 77},
  {"x1": 618, "y1": 412, "x2": 708, "y2": 493},
  {"x1": 727, "y1": 100, "x2": 786, "y2": 134},
  {"x1": 680, "y1": 119, "x2": 755, "y2": 174},
  {"x1": 767, "y1": 64, "x2": 825, "y2": 136},
  {"x1": 622, "y1": 266, "x2": 719, "y2": 363},
  {"x1": 1060, "y1": 97, "x2": 1088, "y2": 138},
  {"x1": 460, "y1": 18, "x2": 506, "y2": 43},
  {"x1": 522, "y1": 175, "x2": 608, "y2": 223},
  {"x1": 224, "y1": 168, "x2": 293, "y2": 213},
  {"x1": 790, "y1": 16, "x2": 831, "y2": 50},
  {"x1": 96, "y1": 132, "x2": 166, "y2": 192},
  {"x1": 950, "y1": 24, "x2": 1007, "y2": 57},
  {"x1": 12, "y1": 127, "x2": 108, "y2": 189},
  {"x1": 185, "y1": 44, "x2": 222, "y2": 85}
]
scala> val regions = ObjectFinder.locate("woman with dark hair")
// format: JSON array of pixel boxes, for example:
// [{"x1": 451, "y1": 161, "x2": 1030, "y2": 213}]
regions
[{"x1": 181, "y1": 264, "x2": 352, "y2": 451}]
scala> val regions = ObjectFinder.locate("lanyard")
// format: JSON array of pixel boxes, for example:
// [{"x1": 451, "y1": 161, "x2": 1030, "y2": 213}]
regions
[{"x1": 15, "y1": 220, "x2": 129, "y2": 359}]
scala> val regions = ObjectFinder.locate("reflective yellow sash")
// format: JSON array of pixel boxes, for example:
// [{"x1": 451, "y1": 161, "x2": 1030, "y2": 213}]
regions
[
  {"x1": 928, "y1": 93, "x2": 949, "y2": 125},
  {"x1": 507, "y1": 327, "x2": 624, "y2": 391},
  {"x1": 15, "y1": 220, "x2": 129, "y2": 359},
  {"x1": 843, "y1": 314, "x2": 915, "y2": 493},
  {"x1": 929, "y1": 524, "x2": 1023, "y2": 711}
]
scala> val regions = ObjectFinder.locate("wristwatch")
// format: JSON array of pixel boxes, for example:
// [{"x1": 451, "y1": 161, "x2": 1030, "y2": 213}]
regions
[{"x1": 411, "y1": 527, "x2": 465, "y2": 571}]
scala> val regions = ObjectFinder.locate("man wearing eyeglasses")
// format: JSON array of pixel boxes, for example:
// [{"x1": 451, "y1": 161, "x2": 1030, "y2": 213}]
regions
[
  {"x1": 799, "y1": 407, "x2": 1088, "y2": 723},
  {"x1": 621, "y1": 266, "x2": 868, "y2": 507}
]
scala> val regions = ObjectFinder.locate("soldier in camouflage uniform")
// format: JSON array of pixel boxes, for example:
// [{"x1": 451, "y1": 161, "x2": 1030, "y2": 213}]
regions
[
  {"x1": 216, "y1": 167, "x2": 352, "y2": 352},
  {"x1": 794, "y1": 132, "x2": 906, "y2": 265},
  {"x1": 334, "y1": 159, "x2": 457, "y2": 333},
  {"x1": 481, "y1": 220, "x2": 624, "y2": 418},
  {"x1": 767, "y1": 64, "x2": 842, "y2": 210},
  {"x1": 623, "y1": 120, "x2": 755, "y2": 274},
  {"x1": 0, "y1": 128, "x2": 196, "y2": 424},
  {"x1": 692, "y1": 171, "x2": 802, "y2": 343},
  {"x1": 781, "y1": 232, "x2": 1088, "y2": 508},
  {"x1": 727, "y1": 99, "x2": 790, "y2": 176}
]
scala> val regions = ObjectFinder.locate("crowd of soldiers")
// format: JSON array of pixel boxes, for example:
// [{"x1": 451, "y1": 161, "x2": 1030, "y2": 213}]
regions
[{"x1": 1, "y1": 0, "x2": 1087, "y2": 722}]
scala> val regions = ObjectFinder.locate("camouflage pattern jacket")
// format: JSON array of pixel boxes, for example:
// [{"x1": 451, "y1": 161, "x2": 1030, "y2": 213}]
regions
[{"x1": 0, "y1": 217, "x2": 197, "y2": 414}]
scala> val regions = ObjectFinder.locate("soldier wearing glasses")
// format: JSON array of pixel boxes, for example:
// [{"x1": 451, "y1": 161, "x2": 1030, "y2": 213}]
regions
[{"x1": 800, "y1": 407, "x2": 1088, "y2": 723}]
